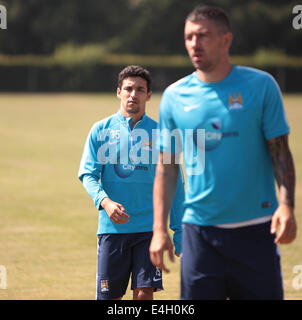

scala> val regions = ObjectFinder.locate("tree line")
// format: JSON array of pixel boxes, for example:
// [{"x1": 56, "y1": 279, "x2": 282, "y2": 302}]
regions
[{"x1": 0, "y1": 0, "x2": 301, "y2": 56}]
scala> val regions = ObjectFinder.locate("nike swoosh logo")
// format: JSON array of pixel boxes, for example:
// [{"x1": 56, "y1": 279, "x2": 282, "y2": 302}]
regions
[
  {"x1": 153, "y1": 276, "x2": 162, "y2": 282},
  {"x1": 184, "y1": 104, "x2": 200, "y2": 112}
]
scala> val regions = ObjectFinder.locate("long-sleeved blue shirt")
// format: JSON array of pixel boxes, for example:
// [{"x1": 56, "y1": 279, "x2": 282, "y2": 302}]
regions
[{"x1": 78, "y1": 110, "x2": 185, "y2": 253}]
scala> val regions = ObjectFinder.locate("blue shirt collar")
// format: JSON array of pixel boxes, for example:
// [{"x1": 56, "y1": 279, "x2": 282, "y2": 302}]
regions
[{"x1": 116, "y1": 109, "x2": 146, "y2": 129}]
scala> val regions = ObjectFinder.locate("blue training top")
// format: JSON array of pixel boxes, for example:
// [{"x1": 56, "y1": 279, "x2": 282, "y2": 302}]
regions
[
  {"x1": 78, "y1": 110, "x2": 185, "y2": 254},
  {"x1": 158, "y1": 65, "x2": 290, "y2": 226}
]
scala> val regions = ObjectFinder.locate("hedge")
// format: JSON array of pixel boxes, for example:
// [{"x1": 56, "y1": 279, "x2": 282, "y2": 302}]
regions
[{"x1": 0, "y1": 51, "x2": 301, "y2": 92}]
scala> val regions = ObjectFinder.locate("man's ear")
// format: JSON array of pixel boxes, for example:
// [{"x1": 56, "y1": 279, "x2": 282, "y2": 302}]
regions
[
  {"x1": 147, "y1": 90, "x2": 152, "y2": 101},
  {"x1": 116, "y1": 87, "x2": 121, "y2": 99},
  {"x1": 224, "y1": 32, "x2": 233, "y2": 51}
]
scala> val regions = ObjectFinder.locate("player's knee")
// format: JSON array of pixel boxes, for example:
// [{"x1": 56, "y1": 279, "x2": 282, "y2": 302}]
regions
[{"x1": 133, "y1": 288, "x2": 153, "y2": 300}]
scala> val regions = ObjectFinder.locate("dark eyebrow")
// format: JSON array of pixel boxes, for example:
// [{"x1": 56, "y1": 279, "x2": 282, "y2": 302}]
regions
[
  {"x1": 122, "y1": 86, "x2": 147, "y2": 93},
  {"x1": 184, "y1": 29, "x2": 211, "y2": 36},
  {"x1": 123, "y1": 85, "x2": 146, "y2": 90},
  {"x1": 185, "y1": 29, "x2": 211, "y2": 37}
]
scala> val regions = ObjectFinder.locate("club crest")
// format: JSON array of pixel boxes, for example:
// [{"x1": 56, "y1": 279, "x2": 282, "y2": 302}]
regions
[{"x1": 228, "y1": 92, "x2": 243, "y2": 110}]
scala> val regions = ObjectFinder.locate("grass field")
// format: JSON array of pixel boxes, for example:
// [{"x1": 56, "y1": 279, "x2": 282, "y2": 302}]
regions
[{"x1": 0, "y1": 93, "x2": 301, "y2": 300}]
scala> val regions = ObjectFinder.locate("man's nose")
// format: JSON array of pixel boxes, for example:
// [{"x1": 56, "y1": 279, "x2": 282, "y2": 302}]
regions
[
  {"x1": 191, "y1": 35, "x2": 199, "y2": 48},
  {"x1": 130, "y1": 90, "x2": 137, "y2": 97}
]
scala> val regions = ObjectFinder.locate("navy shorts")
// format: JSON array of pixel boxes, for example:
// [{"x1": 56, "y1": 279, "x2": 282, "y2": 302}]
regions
[
  {"x1": 181, "y1": 222, "x2": 283, "y2": 300},
  {"x1": 96, "y1": 231, "x2": 163, "y2": 300}
]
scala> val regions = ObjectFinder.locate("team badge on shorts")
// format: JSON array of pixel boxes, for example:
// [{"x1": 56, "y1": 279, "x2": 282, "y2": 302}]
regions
[{"x1": 100, "y1": 279, "x2": 109, "y2": 292}]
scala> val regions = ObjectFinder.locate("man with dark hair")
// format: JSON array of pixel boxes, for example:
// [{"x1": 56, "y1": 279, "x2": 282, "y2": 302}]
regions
[
  {"x1": 186, "y1": 5, "x2": 231, "y2": 33},
  {"x1": 118, "y1": 65, "x2": 152, "y2": 93},
  {"x1": 150, "y1": 6, "x2": 296, "y2": 300},
  {"x1": 78, "y1": 65, "x2": 184, "y2": 300}
]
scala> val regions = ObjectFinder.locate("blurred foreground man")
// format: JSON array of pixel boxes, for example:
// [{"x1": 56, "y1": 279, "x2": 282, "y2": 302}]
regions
[
  {"x1": 79, "y1": 65, "x2": 184, "y2": 300},
  {"x1": 150, "y1": 6, "x2": 296, "y2": 300}
]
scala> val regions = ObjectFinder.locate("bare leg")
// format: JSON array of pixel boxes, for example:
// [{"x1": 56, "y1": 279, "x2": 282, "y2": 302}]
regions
[{"x1": 133, "y1": 288, "x2": 153, "y2": 300}]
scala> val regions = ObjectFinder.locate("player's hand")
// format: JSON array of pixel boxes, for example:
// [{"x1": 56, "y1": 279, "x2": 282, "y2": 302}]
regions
[
  {"x1": 101, "y1": 198, "x2": 129, "y2": 224},
  {"x1": 270, "y1": 204, "x2": 297, "y2": 244},
  {"x1": 149, "y1": 230, "x2": 174, "y2": 273}
]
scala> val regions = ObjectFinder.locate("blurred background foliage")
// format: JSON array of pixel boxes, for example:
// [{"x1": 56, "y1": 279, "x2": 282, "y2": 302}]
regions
[
  {"x1": 1, "y1": 0, "x2": 301, "y2": 55},
  {"x1": 0, "y1": 0, "x2": 301, "y2": 91}
]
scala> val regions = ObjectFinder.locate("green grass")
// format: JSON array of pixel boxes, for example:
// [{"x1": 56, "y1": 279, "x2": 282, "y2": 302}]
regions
[{"x1": 0, "y1": 93, "x2": 301, "y2": 300}]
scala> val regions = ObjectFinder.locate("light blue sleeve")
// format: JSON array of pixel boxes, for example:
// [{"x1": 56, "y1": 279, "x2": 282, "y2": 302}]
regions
[
  {"x1": 81, "y1": 174, "x2": 108, "y2": 210},
  {"x1": 262, "y1": 75, "x2": 290, "y2": 140},
  {"x1": 169, "y1": 166, "x2": 185, "y2": 254},
  {"x1": 157, "y1": 89, "x2": 182, "y2": 154},
  {"x1": 78, "y1": 123, "x2": 108, "y2": 210}
]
